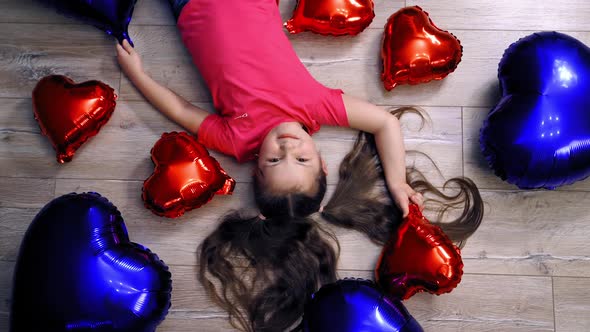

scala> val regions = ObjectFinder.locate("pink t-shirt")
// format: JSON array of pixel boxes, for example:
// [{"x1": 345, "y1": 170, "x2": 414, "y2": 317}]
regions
[{"x1": 177, "y1": 0, "x2": 348, "y2": 163}]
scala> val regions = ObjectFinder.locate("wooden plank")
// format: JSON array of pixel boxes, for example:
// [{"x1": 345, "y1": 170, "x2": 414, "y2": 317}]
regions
[
  {"x1": 53, "y1": 175, "x2": 464, "y2": 271},
  {"x1": 0, "y1": 208, "x2": 38, "y2": 261},
  {"x1": 131, "y1": 0, "x2": 176, "y2": 26},
  {"x1": 320, "y1": 189, "x2": 590, "y2": 276},
  {"x1": 0, "y1": 23, "x2": 120, "y2": 99},
  {"x1": 0, "y1": 262, "x2": 554, "y2": 331},
  {"x1": 120, "y1": 25, "x2": 590, "y2": 107},
  {"x1": 0, "y1": 98, "x2": 80, "y2": 178},
  {"x1": 0, "y1": 0, "x2": 70, "y2": 23},
  {"x1": 463, "y1": 107, "x2": 590, "y2": 191},
  {"x1": 554, "y1": 277, "x2": 590, "y2": 332},
  {"x1": 0, "y1": 178, "x2": 54, "y2": 209},
  {"x1": 134, "y1": 0, "x2": 405, "y2": 30},
  {"x1": 461, "y1": 190, "x2": 590, "y2": 277},
  {"x1": 1, "y1": 96, "x2": 461, "y2": 184},
  {"x1": 406, "y1": 0, "x2": 590, "y2": 31},
  {"x1": 339, "y1": 271, "x2": 554, "y2": 332},
  {"x1": 157, "y1": 313, "x2": 235, "y2": 332},
  {"x1": 0, "y1": 261, "x2": 14, "y2": 318},
  {"x1": 0, "y1": 314, "x2": 6, "y2": 332}
]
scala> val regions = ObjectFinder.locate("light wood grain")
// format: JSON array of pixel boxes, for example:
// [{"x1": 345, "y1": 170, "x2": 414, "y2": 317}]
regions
[
  {"x1": 461, "y1": 190, "x2": 590, "y2": 277},
  {"x1": 133, "y1": 0, "x2": 406, "y2": 29},
  {"x1": 0, "y1": 178, "x2": 54, "y2": 209},
  {"x1": 554, "y1": 277, "x2": 590, "y2": 332},
  {"x1": 407, "y1": 0, "x2": 590, "y2": 31},
  {"x1": 0, "y1": 261, "x2": 14, "y2": 330},
  {"x1": 0, "y1": 0, "x2": 70, "y2": 24},
  {"x1": 340, "y1": 271, "x2": 554, "y2": 332},
  {"x1": 1, "y1": 96, "x2": 462, "y2": 185},
  {"x1": 0, "y1": 23, "x2": 120, "y2": 99},
  {"x1": 0, "y1": 261, "x2": 554, "y2": 332},
  {"x1": 0, "y1": 208, "x2": 38, "y2": 261},
  {"x1": 120, "y1": 23, "x2": 590, "y2": 108},
  {"x1": 49, "y1": 180, "x2": 590, "y2": 278}
]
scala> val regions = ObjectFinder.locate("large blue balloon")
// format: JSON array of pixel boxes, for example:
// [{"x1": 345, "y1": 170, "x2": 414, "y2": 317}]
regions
[
  {"x1": 480, "y1": 31, "x2": 590, "y2": 189},
  {"x1": 303, "y1": 279, "x2": 423, "y2": 332},
  {"x1": 10, "y1": 192, "x2": 172, "y2": 331},
  {"x1": 35, "y1": 0, "x2": 137, "y2": 45}
]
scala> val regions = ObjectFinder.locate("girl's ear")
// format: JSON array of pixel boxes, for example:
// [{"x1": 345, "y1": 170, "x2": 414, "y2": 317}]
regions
[{"x1": 321, "y1": 157, "x2": 328, "y2": 175}]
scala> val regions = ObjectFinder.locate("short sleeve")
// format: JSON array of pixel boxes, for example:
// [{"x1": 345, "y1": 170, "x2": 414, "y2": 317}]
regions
[
  {"x1": 197, "y1": 114, "x2": 236, "y2": 158},
  {"x1": 311, "y1": 88, "x2": 349, "y2": 127}
]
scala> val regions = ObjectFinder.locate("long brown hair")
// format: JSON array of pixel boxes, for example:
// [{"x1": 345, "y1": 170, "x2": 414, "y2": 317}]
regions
[{"x1": 198, "y1": 107, "x2": 484, "y2": 331}]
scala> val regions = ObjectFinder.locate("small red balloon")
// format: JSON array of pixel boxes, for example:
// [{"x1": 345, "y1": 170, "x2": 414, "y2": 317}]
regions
[
  {"x1": 32, "y1": 75, "x2": 117, "y2": 163},
  {"x1": 381, "y1": 6, "x2": 462, "y2": 90},
  {"x1": 142, "y1": 132, "x2": 236, "y2": 218},
  {"x1": 375, "y1": 204, "x2": 463, "y2": 300},
  {"x1": 285, "y1": 0, "x2": 375, "y2": 36}
]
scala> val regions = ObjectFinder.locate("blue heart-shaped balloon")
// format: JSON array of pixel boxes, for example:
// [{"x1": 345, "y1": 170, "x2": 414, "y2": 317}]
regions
[
  {"x1": 303, "y1": 279, "x2": 423, "y2": 332},
  {"x1": 10, "y1": 192, "x2": 172, "y2": 331},
  {"x1": 480, "y1": 31, "x2": 590, "y2": 189},
  {"x1": 35, "y1": 0, "x2": 137, "y2": 45}
]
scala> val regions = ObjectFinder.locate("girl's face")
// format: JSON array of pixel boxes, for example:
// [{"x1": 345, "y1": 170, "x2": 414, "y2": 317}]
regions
[{"x1": 257, "y1": 122, "x2": 327, "y2": 194}]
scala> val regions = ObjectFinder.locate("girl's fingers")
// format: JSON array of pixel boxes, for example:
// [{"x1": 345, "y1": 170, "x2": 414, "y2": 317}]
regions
[
  {"x1": 399, "y1": 196, "x2": 410, "y2": 218},
  {"x1": 122, "y1": 39, "x2": 134, "y2": 53},
  {"x1": 115, "y1": 43, "x2": 125, "y2": 55},
  {"x1": 410, "y1": 193, "x2": 425, "y2": 211}
]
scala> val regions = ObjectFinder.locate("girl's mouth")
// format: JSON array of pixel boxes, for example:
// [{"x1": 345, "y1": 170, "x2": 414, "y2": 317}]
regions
[{"x1": 278, "y1": 134, "x2": 299, "y2": 139}]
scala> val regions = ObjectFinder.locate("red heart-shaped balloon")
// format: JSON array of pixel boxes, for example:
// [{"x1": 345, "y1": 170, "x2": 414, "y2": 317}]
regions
[
  {"x1": 142, "y1": 132, "x2": 236, "y2": 218},
  {"x1": 375, "y1": 204, "x2": 463, "y2": 300},
  {"x1": 32, "y1": 75, "x2": 117, "y2": 163},
  {"x1": 381, "y1": 6, "x2": 462, "y2": 90},
  {"x1": 285, "y1": 0, "x2": 375, "y2": 36}
]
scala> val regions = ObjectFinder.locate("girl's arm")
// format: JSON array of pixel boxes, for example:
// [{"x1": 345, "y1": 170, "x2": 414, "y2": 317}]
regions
[
  {"x1": 116, "y1": 40, "x2": 209, "y2": 134},
  {"x1": 342, "y1": 94, "x2": 423, "y2": 217}
]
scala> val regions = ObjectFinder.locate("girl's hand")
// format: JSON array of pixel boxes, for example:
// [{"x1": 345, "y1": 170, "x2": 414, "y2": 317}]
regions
[
  {"x1": 390, "y1": 182, "x2": 424, "y2": 218},
  {"x1": 116, "y1": 39, "x2": 144, "y2": 78}
]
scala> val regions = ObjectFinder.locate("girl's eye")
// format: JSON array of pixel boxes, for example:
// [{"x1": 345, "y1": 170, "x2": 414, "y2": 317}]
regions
[
  {"x1": 268, "y1": 158, "x2": 280, "y2": 163},
  {"x1": 297, "y1": 158, "x2": 308, "y2": 162}
]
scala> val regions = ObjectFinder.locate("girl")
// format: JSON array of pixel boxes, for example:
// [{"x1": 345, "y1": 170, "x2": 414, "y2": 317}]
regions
[
  {"x1": 116, "y1": 0, "x2": 422, "y2": 218},
  {"x1": 117, "y1": 0, "x2": 484, "y2": 331}
]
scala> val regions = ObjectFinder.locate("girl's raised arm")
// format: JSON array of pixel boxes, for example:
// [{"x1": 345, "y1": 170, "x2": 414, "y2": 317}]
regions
[
  {"x1": 342, "y1": 94, "x2": 423, "y2": 217},
  {"x1": 116, "y1": 40, "x2": 209, "y2": 135}
]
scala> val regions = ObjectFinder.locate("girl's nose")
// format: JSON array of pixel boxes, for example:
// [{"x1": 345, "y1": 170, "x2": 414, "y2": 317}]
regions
[{"x1": 279, "y1": 139, "x2": 298, "y2": 150}]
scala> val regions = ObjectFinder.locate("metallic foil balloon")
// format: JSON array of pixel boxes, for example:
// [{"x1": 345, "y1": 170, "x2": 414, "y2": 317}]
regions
[
  {"x1": 303, "y1": 279, "x2": 423, "y2": 332},
  {"x1": 381, "y1": 6, "x2": 462, "y2": 90},
  {"x1": 285, "y1": 0, "x2": 375, "y2": 36},
  {"x1": 10, "y1": 192, "x2": 172, "y2": 332},
  {"x1": 143, "y1": 132, "x2": 236, "y2": 218},
  {"x1": 32, "y1": 75, "x2": 117, "y2": 163},
  {"x1": 481, "y1": 31, "x2": 590, "y2": 189},
  {"x1": 376, "y1": 205, "x2": 463, "y2": 300},
  {"x1": 34, "y1": 0, "x2": 137, "y2": 44}
]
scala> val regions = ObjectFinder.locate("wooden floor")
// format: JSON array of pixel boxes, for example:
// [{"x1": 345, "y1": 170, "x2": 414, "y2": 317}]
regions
[{"x1": 2, "y1": 0, "x2": 590, "y2": 331}]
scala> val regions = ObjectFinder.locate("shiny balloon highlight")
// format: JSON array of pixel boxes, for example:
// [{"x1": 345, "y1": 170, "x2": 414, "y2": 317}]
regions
[
  {"x1": 285, "y1": 0, "x2": 375, "y2": 36},
  {"x1": 143, "y1": 132, "x2": 236, "y2": 218},
  {"x1": 303, "y1": 279, "x2": 423, "y2": 332},
  {"x1": 382, "y1": 6, "x2": 462, "y2": 90},
  {"x1": 10, "y1": 192, "x2": 172, "y2": 331},
  {"x1": 35, "y1": 0, "x2": 137, "y2": 44},
  {"x1": 32, "y1": 75, "x2": 117, "y2": 163},
  {"x1": 376, "y1": 205, "x2": 463, "y2": 300},
  {"x1": 480, "y1": 31, "x2": 590, "y2": 189}
]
